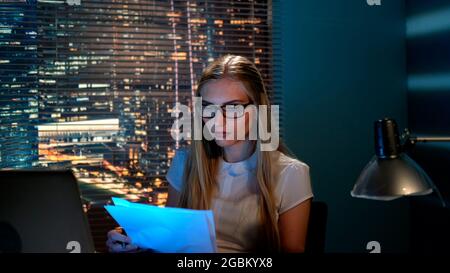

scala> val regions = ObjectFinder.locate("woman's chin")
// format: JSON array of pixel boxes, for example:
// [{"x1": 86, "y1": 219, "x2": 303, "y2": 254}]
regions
[{"x1": 214, "y1": 138, "x2": 239, "y2": 147}]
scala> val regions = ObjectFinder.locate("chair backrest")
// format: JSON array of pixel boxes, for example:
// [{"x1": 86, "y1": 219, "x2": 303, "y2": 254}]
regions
[{"x1": 305, "y1": 201, "x2": 328, "y2": 253}]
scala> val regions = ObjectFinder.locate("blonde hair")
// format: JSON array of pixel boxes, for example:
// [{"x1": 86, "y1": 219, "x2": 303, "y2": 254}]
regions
[{"x1": 177, "y1": 55, "x2": 293, "y2": 252}]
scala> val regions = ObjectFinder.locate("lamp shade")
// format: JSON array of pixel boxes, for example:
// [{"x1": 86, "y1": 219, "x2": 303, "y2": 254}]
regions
[
  {"x1": 351, "y1": 154, "x2": 434, "y2": 200},
  {"x1": 351, "y1": 118, "x2": 449, "y2": 207}
]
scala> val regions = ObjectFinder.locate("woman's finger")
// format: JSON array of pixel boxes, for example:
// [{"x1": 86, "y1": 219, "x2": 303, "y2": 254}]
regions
[
  {"x1": 106, "y1": 238, "x2": 117, "y2": 249},
  {"x1": 107, "y1": 230, "x2": 131, "y2": 243},
  {"x1": 108, "y1": 242, "x2": 139, "y2": 253}
]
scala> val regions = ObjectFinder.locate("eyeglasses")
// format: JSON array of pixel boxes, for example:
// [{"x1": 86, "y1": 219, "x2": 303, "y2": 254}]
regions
[{"x1": 201, "y1": 101, "x2": 253, "y2": 119}]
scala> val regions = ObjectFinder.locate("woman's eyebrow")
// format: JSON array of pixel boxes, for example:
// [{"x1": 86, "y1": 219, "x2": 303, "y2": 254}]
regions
[{"x1": 202, "y1": 99, "x2": 247, "y2": 105}]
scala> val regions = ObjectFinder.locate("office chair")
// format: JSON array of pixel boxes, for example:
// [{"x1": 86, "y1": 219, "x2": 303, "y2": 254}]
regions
[{"x1": 305, "y1": 201, "x2": 328, "y2": 253}]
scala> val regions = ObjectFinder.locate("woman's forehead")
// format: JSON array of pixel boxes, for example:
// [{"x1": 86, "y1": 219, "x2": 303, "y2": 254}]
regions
[{"x1": 200, "y1": 78, "x2": 249, "y2": 103}]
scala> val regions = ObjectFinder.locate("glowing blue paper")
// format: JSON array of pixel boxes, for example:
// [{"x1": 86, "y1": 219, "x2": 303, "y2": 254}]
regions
[{"x1": 105, "y1": 198, "x2": 217, "y2": 253}]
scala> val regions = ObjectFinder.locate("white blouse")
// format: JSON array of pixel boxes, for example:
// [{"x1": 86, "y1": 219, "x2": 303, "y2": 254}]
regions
[{"x1": 166, "y1": 148, "x2": 313, "y2": 253}]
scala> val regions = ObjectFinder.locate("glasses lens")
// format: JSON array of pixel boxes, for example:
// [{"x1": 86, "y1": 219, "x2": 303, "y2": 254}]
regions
[
  {"x1": 224, "y1": 105, "x2": 246, "y2": 119},
  {"x1": 202, "y1": 103, "x2": 251, "y2": 119}
]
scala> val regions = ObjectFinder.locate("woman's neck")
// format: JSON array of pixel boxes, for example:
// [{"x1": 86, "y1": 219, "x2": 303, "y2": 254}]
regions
[{"x1": 222, "y1": 140, "x2": 256, "y2": 163}]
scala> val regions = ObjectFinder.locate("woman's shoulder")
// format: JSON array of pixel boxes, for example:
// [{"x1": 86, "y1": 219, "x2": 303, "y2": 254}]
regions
[
  {"x1": 174, "y1": 146, "x2": 190, "y2": 157},
  {"x1": 169, "y1": 147, "x2": 190, "y2": 171},
  {"x1": 270, "y1": 150, "x2": 313, "y2": 214},
  {"x1": 166, "y1": 147, "x2": 190, "y2": 192},
  {"x1": 270, "y1": 150, "x2": 310, "y2": 176}
]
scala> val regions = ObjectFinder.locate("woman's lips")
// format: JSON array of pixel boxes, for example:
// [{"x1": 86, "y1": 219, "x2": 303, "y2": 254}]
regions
[{"x1": 214, "y1": 131, "x2": 231, "y2": 138}]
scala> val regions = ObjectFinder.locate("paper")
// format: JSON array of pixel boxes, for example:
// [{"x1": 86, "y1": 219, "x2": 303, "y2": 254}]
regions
[{"x1": 104, "y1": 198, "x2": 217, "y2": 253}]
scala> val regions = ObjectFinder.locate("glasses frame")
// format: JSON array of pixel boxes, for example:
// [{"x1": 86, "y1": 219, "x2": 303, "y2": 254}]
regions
[{"x1": 201, "y1": 101, "x2": 254, "y2": 120}]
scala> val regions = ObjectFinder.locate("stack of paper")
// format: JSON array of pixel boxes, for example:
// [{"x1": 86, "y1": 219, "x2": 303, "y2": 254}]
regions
[{"x1": 105, "y1": 198, "x2": 217, "y2": 253}]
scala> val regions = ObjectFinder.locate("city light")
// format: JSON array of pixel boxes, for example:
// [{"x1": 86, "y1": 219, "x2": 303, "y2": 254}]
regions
[{"x1": 0, "y1": 0, "x2": 274, "y2": 211}]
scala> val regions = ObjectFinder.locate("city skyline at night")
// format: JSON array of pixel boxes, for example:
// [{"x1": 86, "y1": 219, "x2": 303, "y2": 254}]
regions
[{"x1": 0, "y1": 0, "x2": 277, "y2": 209}]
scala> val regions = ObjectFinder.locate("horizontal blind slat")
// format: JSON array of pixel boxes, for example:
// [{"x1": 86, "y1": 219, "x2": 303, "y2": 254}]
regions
[{"x1": 0, "y1": 0, "x2": 281, "y2": 250}]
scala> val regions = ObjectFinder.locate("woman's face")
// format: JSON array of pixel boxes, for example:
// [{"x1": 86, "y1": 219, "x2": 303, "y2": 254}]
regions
[{"x1": 200, "y1": 78, "x2": 253, "y2": 148}]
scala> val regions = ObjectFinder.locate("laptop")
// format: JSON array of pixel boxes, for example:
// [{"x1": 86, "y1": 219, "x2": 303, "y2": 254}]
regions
[{"x1": 0, "y1": 170, "x2": 95, "y2": 253}]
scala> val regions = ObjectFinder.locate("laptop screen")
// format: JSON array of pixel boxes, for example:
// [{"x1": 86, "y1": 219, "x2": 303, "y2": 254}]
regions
[{"x1": 0, "y1": 170, "x2": 95, "y2": 253}]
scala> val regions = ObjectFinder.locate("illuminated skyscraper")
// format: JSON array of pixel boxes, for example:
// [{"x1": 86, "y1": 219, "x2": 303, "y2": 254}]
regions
[
  {"x1": 1, "y1": 0, "x2": 276, "y2": 202},
  {"x1": 0, "y1": 0, "x2": 39, "y2": 168},
  {"x1": 1, "y1": 0, "x2": 278, "y2": 252}
]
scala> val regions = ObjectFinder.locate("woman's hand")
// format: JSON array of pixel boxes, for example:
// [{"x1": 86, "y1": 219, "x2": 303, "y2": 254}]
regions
[{"x1": 106, "y1": 227, "x2": 139, "y2": 253}]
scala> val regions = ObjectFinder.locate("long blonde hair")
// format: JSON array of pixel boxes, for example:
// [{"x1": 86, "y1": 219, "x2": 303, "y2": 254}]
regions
[{"x1": 177, "y1": 55, "x2": 293, "y2": 252}]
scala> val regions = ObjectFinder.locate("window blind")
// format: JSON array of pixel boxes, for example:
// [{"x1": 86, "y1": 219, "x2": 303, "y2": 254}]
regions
[{"x1": 0, "y1": 0, "x2": 281, "y2": 252}]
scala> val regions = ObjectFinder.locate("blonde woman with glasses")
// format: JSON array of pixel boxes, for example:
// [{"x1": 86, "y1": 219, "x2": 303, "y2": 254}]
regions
[{"x1": 107, "y1": 55, "x2": 313, "y2": 253}]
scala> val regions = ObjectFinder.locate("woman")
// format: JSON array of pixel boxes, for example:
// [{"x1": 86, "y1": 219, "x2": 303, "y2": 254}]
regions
[{"x1": 107, "y1": 55, "x2": 313, "y2": 253}]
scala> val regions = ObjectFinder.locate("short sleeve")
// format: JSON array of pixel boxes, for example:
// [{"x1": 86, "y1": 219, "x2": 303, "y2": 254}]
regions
[
  {"x1": 166, "y1": 148, "x2": 188, "y2": 192},
  {"x1": 277, "y1": 161, "x2": 314, "y2": 214}
]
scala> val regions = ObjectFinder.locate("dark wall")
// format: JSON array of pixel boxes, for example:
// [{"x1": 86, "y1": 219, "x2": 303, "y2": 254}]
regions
[
  {"x1": 406, "y1": 0, "x2": 450, "y2": 135},
  {"x1": 406, "y1": 0, "x2": 450, "y2": 254},
  {"x1": 279, "y1": 0, "x2": 410, "y2": 252}
]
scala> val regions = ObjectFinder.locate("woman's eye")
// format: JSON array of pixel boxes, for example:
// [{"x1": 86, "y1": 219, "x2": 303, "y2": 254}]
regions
[
  {"x1": 223, "y1": 104, "x2": 239, "y2": 108},
  {"x1": 225, "y1": 104, "x2": 247, "y2": 110}
]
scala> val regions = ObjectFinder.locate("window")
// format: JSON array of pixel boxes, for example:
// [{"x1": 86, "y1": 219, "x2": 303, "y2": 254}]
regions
[{"x1": 0, "y1": 0, "x2": 281, "y2": 251}]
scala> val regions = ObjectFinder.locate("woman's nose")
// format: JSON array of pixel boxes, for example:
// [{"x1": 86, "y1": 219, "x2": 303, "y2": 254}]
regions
[{"x1": 214, "y1": 110, "x2": 226, "y2": 129}]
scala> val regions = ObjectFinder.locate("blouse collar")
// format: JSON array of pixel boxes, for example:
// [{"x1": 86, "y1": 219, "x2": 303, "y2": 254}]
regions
[{"x1": 219, "y1": 150, "x2": 258, "y2": 176}]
